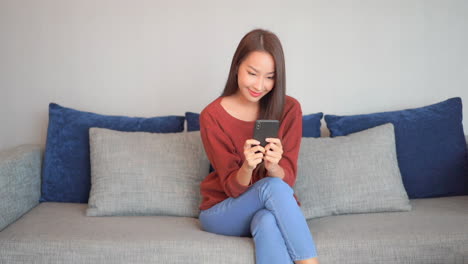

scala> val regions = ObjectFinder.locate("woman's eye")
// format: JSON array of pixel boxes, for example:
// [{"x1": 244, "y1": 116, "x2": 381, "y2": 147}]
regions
[
  {"x1": 267, "y1": 76, "x2": 275, "y2": 80},
  {"x1": 248, "y1": 72, "x2": 256, "y2": 76}
]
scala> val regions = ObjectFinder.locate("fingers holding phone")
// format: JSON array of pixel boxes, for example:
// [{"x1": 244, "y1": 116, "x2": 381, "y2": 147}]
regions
[
  {"x1": 243, "y1": 139, "x2": 265, "y2": 170},
  {"x1": 265, "y1": 138, "x2": 283, "y2": 155},
  {"x1": 241, "y1": 120, "x2": 281, "y2": 171},
  {"x1": 264, "y1": 138, "x2": 284, "y2": 170}
]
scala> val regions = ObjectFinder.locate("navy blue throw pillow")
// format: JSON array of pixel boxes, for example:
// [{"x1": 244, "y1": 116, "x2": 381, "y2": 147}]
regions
[
  {"x1": 185, "y1": 112, "x2": 201, "y2": 132},
  {"x1": 302, "y1": 113, "x2": 324, "y2": 138},
  {"x1": 325, "y1": 97, "x2": 468, "y2": 199},
  {"x1": 41, "y1": 103, "x2": 185, "y2": 203}
]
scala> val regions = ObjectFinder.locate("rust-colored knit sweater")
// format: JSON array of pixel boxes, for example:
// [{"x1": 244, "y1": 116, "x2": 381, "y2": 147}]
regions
[{"x1": 199, "y1": 95, "x2": 303, "y2": 211}]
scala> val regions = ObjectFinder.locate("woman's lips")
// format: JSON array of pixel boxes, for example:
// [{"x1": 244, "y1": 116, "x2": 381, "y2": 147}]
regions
[{"x1": 248, "y1": 89, "x2": 262, "y2": 97}]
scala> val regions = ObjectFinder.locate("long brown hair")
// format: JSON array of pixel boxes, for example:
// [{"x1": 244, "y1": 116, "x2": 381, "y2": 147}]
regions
[{"x1": 221, "y1": 28, "x2": 287, "y2": 179}]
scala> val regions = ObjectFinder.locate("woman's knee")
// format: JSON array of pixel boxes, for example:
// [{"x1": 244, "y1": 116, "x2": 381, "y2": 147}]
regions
[
  {"x1": 255, "y1": 176, "x2": 292, "y2": 196},
  {"x1": 250, "y1": 209, "x2": 276, "y2": 235}
]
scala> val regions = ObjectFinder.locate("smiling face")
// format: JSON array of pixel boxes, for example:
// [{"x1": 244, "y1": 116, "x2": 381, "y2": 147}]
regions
[{"x1": 236, "y1": 51, "x2": 276, "y2": 103}]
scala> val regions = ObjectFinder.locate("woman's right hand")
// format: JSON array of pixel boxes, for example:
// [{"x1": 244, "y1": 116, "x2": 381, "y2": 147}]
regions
[{"x1": 243, "y1": 139, "x2": 265, "y2": 170}]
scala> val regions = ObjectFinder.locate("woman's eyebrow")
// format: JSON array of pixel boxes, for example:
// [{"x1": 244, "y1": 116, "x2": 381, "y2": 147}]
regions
[{"x1": 248, "y1": 65, "x2": 275, "y2": 74}]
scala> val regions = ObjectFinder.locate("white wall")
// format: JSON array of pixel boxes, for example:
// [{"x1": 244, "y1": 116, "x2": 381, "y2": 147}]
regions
[{"x1": 1, "y1": 0, "x2": 467, "y2": 150}]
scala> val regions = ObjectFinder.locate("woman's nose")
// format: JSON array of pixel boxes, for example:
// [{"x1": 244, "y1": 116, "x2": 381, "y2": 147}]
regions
[{"x1": 253, "y1": 77, "x2": 264, "y2": 91}]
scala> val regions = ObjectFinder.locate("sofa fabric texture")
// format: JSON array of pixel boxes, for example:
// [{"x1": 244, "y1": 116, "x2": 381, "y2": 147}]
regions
[
  {"x1": 0, "y1": 98, "x2": 467, "y2": 263},
  {"x1": 294, "y1": 123, "x2": 412, "y2": 220},
  {"x1": 87, "y1": 128, "x2": 208, "y2": 218},
  {"x1": 40, "y1": 103, "x2": 185, "y2": 204},
  {"x1": 0, "y1": 197, "x2": 466, "y2": 264},
  {"x1": 0, "y1": 144, "x2": 42, "y2": 231},
  {"x1": 325, "y1": 97, "x2": 468, "y2": 199}
]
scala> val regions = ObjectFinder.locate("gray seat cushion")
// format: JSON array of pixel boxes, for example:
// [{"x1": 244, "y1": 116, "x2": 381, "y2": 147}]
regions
[
  {"x1": 308, "y1": 196, "x2": 468, "y2": 263},
  {"x1": 1, "y1": 196, "x2": 467, "y2": 264},
  {"x1": 0, "y1": 202, "x2": 254, "y2": 264}
]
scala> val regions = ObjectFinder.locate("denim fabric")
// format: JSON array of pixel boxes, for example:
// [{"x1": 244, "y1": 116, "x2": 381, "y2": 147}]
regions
[{"x1": 199, "y1": 177, "x2": 318, "y2": 263}]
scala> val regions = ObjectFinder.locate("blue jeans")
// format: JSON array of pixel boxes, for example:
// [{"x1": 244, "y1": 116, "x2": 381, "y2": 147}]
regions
[{"x1": 199, "y1": 177, "x2": 318, "y2": 263}]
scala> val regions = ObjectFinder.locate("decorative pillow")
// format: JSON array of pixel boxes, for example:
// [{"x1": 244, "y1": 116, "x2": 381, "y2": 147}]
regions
[
  {"x1": 302, "y1": 113, "x2": 324, "y2": 138},
  {"x1": 185, "y1": 111, "x2": 324, "y2": 137},
  {"x1": 87, "y1": 128, "x2": 209, "y2": 217},
  {"x1": 324, "y1": 97, "x2": 468, "y2": 199},
  {"x1": 185, "y1": 112, "x2": 201, "y2": 132},
  {"x1": 41, "y1": 103, "x2": 185, "y2": 203},
  {"x1": 294, "y1": 123, "x2": 412, "y2": 220}
]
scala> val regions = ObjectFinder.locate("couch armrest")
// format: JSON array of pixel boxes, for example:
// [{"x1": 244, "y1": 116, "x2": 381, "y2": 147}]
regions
[{"x1": 0, "y1": 144, "x2": 43, "y2": 231}]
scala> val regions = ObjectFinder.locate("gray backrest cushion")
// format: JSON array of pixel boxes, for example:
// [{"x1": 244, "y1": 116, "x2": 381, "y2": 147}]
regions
[
  {"x1": 87, "y1": 128, "x2": 209, "y2": 218},
  {"x1": 294, "y1": 123, "x2": 412, "y2": 220}
]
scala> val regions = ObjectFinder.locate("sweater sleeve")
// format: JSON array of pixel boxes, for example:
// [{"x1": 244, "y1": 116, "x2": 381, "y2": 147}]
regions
[
  {"x1": 199, "y1": 112, "x2": 250, "y2": 198},
  {"x1": 275, "y1": 101, "x2": 303, "y2": 188}
]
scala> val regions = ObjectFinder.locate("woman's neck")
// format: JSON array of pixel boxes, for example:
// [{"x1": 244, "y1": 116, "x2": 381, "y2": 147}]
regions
[{"x1": 232, "y1": 92, "x2": 260, "y2": 111}]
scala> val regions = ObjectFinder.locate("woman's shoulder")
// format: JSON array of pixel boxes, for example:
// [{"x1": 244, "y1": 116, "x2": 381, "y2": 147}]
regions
[
  {"x1": 284, "y1": 95, "x2": 302, "y2": 113},
  {"x1": 201, "y1": 97, "x2": 222, "y2": 115},
  {"x1": 200, "y1": 96, "x2": 224, "y2": 125},
  {"x1": 279, "y1": 95, "x2": 301, "y2": 121}
]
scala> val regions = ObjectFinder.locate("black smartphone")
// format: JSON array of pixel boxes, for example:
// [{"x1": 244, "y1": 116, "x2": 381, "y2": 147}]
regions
[{"x1": 253, "y1": 120, "x2": 280, "y2": 148}]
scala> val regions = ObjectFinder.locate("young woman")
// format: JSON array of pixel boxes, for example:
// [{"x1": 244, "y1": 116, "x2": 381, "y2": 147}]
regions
[{"x1": 198, "y1": 29, "x2": 320, "y2": 264}]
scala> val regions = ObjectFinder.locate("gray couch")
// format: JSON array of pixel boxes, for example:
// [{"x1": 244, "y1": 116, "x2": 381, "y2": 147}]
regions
[{"x1": 1, "y1": 138, "x2": 467, "y2": 264}]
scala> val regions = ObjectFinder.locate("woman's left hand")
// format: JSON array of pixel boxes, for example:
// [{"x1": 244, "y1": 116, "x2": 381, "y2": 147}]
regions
[{"x1": 263, "y1": 138, "x2": 283, "y2": 173}]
